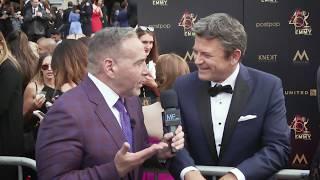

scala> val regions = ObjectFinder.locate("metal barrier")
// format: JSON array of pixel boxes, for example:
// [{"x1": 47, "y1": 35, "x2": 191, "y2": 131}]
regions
[
  {"x1": 196, "y1": 165, "x2": 310, "y2": 179},
  {"x1": 0, "y1": 156, "x2": 37, "y2": 180}
]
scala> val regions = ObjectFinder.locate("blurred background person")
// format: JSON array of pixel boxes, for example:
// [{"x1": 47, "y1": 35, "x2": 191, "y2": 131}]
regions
[
  {"x1": 142, "y1": 53, "x2": 190, "y2": 180},
  {"x1": 23, "y1": 53, "x2": 58, "y2": 124},
  {"x1": 99, "y1": 0, "x2": 108, "y2": 27},
  {"x1": 126, "y1": 0, "x2": 137, "y2": 27},
  {"x1": 80, "y1": 0, "x2": 92, "y2": 36},
  {"x1": 69, "y1": 5, "x2": 83, "y2": 35},
  {"x1": 23, "y1": 0, "x2": 50, "y2": 42},
  {"x1": 0, "y1": 31, "x2": 24, "y2": 180},
  {"x1": 62, "y1": 1, "x2": 73, "y2": 37},
  {"x1": 37, "y1": 37, "x2": 57, "y2": 57},
  {"x1": 49, "y1": 27, "x2": 62, "y2": 44},
  {"x1": 6, "y1": 30, "x2": 38, "y2": 90},
  {"x1": 91, "y1": 0, "x2": 102, "y2": 33},
  {"x1": 22, "y1": 53, "x2": 59, "y2": 179},
  {"x1": 117, "y1": 0, "x2": 128, "y2": 27},
  {"x1": 110, "y1": 1, "x2": 119, "y2": 26},
  {"x1": 156, "y1": 53, "x2": 190, "y2": 91},
  {"x1": 51, "y1": 39, "x2": 88, "y2": 93},
  {"x1": 136, "y1": 26, "x2": 159, "y2": 105}
]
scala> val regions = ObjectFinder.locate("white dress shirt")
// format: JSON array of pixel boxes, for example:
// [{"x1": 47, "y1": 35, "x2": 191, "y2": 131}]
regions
[{"x1": 88, "y1": 73, "x2": 123, "y2": 127}]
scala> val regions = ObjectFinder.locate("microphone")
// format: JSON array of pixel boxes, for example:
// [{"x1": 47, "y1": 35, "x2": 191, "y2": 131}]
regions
[{"x1": 160, "y1": 89, "x2": 182, "y2": 153}]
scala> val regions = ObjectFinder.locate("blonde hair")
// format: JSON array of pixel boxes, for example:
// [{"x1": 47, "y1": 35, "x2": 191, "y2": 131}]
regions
[
  {"x1": 156, "y1": 53, "x2": 190, "y2": 91},
  {"x1": 0, "y1": 32, "x2": 21, "y2": 70}
]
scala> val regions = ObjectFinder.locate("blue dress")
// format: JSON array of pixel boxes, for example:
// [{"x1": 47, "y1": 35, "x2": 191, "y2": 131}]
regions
[{"x1": 69, "y1": 11, "x2": 83, "y2": 34}]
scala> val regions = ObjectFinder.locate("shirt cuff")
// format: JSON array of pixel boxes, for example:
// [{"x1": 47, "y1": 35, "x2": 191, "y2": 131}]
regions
[
  {"x1": 230, "y1": 168, "x2": 245, "y2": 180},
  {"x1": 180, "y1": 166, "x2": 199, "y2": 180}
]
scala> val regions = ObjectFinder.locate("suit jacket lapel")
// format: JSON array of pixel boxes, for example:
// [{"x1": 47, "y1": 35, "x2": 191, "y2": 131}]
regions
[
  {"x1": 219, "y1": 64, "x2": 251, "y2": 161},
  {"x1": 197, "y1": 79, "x2": 219, "y2": 163},
  {"x1": 82, "y1": 76, "x2": 126, "y2": 150}
]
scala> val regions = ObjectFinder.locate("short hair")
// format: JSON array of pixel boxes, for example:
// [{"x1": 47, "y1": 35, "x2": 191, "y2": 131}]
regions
[
  {"x1": 156, "y1": 53, "x2": 190, "y2": 91},
  {"x1": 192, "y1": 13, "x2": 247, "y2": 59},
  {"x1": 51, "y1": 39, "x2": 88, "y2": 90},
  {"x1": 88, "y1": 27, "x2": 137, "y2": 74},
  {"x1": 67, "y1": 1, "x2": 73, "y2": 7}
]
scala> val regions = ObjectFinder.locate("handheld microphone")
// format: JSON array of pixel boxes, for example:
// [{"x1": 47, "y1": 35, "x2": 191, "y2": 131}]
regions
[{"x1": 160, "y1": 89, "x2": 181, "y2": 153}]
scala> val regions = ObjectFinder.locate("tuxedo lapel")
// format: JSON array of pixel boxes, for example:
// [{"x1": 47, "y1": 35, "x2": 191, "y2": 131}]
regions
[
  {"x1": 82, "y1": 76, "x2": 126, "y2": 150},
  {"x1": 197, "y1": 79, "x2": 219, "y2": 163},
  {"x1": 219, "y1": 65, "x2": 251, "y2": 161}
]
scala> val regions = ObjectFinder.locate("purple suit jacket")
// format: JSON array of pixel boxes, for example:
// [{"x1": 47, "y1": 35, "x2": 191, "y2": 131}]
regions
[{"x1": 36, "y1": 76, "x2": 150, "y2": 180}]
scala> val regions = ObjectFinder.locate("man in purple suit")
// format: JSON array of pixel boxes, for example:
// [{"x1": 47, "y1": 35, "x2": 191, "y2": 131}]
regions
[
  {"x1": 169, "y1": 13, "x2": 291, "y2": 180},
  {"x1": 36, "y1": 27, "x2": 186, "y2": 179}
]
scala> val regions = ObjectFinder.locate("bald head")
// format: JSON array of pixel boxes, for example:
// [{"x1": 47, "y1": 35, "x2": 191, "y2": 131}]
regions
[{"x1": 37, "y1": 38, "x2": 57, "y2": 56}]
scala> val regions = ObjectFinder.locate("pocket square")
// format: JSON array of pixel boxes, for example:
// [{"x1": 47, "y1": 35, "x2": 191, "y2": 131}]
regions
[{"x1": 238, "y1": 115, "x2": 257, "y2": 122}]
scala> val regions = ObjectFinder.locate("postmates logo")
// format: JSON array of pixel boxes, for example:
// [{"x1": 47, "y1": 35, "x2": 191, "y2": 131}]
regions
[
  {"x1": 289, "y1": 9, "x2": 312, "y2": 35},
  {"x1": 178, "y1": 10, "x2": 197, "y2": 37},
  {"x1": 289, "y1": 114, "x2": 311, "y2": 140}
]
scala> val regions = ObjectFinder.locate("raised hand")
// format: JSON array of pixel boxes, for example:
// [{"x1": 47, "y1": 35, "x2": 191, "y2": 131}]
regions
[{"x1": 114, "y1": 142, "x2": 168, "y2": 177}]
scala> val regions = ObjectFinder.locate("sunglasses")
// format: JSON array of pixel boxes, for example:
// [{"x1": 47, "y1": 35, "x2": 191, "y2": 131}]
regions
[
  {"x1": 41, "y1": 64, "x2": 51, "y2": 70},
  {"x1": 137, "y1": 26, "x2": 154, "y2": 32}
]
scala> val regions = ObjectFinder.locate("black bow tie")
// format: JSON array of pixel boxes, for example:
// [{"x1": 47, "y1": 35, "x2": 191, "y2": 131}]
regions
[{"x1": 208, "y1": 84, "x2": 233, "y2": 97}]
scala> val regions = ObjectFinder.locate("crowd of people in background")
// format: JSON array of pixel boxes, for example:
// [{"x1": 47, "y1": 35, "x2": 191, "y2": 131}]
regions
[{"x1": 0, "y1": 0, "x2": 136, "y2": 42}]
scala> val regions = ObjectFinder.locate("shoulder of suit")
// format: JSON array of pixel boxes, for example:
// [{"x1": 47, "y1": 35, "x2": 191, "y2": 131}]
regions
[
  {"x1": 245, "y1": 65, "x2": 281, "y2": 83},
  {"x1": 174, "y1": 71, "x2": 199, "y2": 88}
]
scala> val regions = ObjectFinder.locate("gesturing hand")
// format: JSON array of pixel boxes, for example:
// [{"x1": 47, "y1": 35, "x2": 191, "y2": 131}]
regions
[{"x1": 114, "y1": 142, "x2": 168, "y2": 177}]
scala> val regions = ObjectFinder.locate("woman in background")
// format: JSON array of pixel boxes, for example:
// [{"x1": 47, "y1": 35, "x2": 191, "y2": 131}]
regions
[
  {"x1": 136, "y1": 26, "x2": 159, "y2": 105},
  {"x1": 51, "y1": 39, "x2": 88, "y2": 93},
  {"x1": 6, "y1": 30, "x2": 38, "y2": 90},
  {"x1": 91, "y1": 0, "x2": 103, "y2": 33},
  {"x1": 156, "y1": 53, "x2": 190, "y2": 91},
  {"x1": 69, "y1": 5, "x2": 83, "y2": 35},
  {"x1": 0, "y1": 31, "x2": 24, "y2": 179},
  {"x1": 23, "y1": 53, "x2": 59, "y2": 122}
]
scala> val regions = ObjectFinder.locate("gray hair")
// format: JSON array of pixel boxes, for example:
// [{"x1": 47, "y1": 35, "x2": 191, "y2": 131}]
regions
[
  {"x1": 88, "y1": 27, "x2": 137, "y2": 74},
  {"x1": 192, "y1": 13, "x2": 247, "y2": 59}
]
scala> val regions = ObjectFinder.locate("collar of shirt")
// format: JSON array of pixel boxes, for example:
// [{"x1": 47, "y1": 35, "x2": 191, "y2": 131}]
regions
[
  {"x1": 210, "y1": 63, "x2": 240, "y2": 89},
  {"x1": 88, "y1": 73, "x2": 119, "y2": 110}
]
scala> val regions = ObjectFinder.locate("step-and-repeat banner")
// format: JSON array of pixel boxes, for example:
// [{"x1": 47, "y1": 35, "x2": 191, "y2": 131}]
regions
[{"x1": 138, "y1": 0, "x2": 320, "y2": 169}]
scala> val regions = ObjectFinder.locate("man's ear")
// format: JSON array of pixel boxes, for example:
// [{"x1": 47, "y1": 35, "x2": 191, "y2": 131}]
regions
[
  {"x1": 103, "y1": 58, "x2": 116, "y2": 78},
  {"x1": 231, "y1": 49, "x2": 242, "y2": 65}
]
